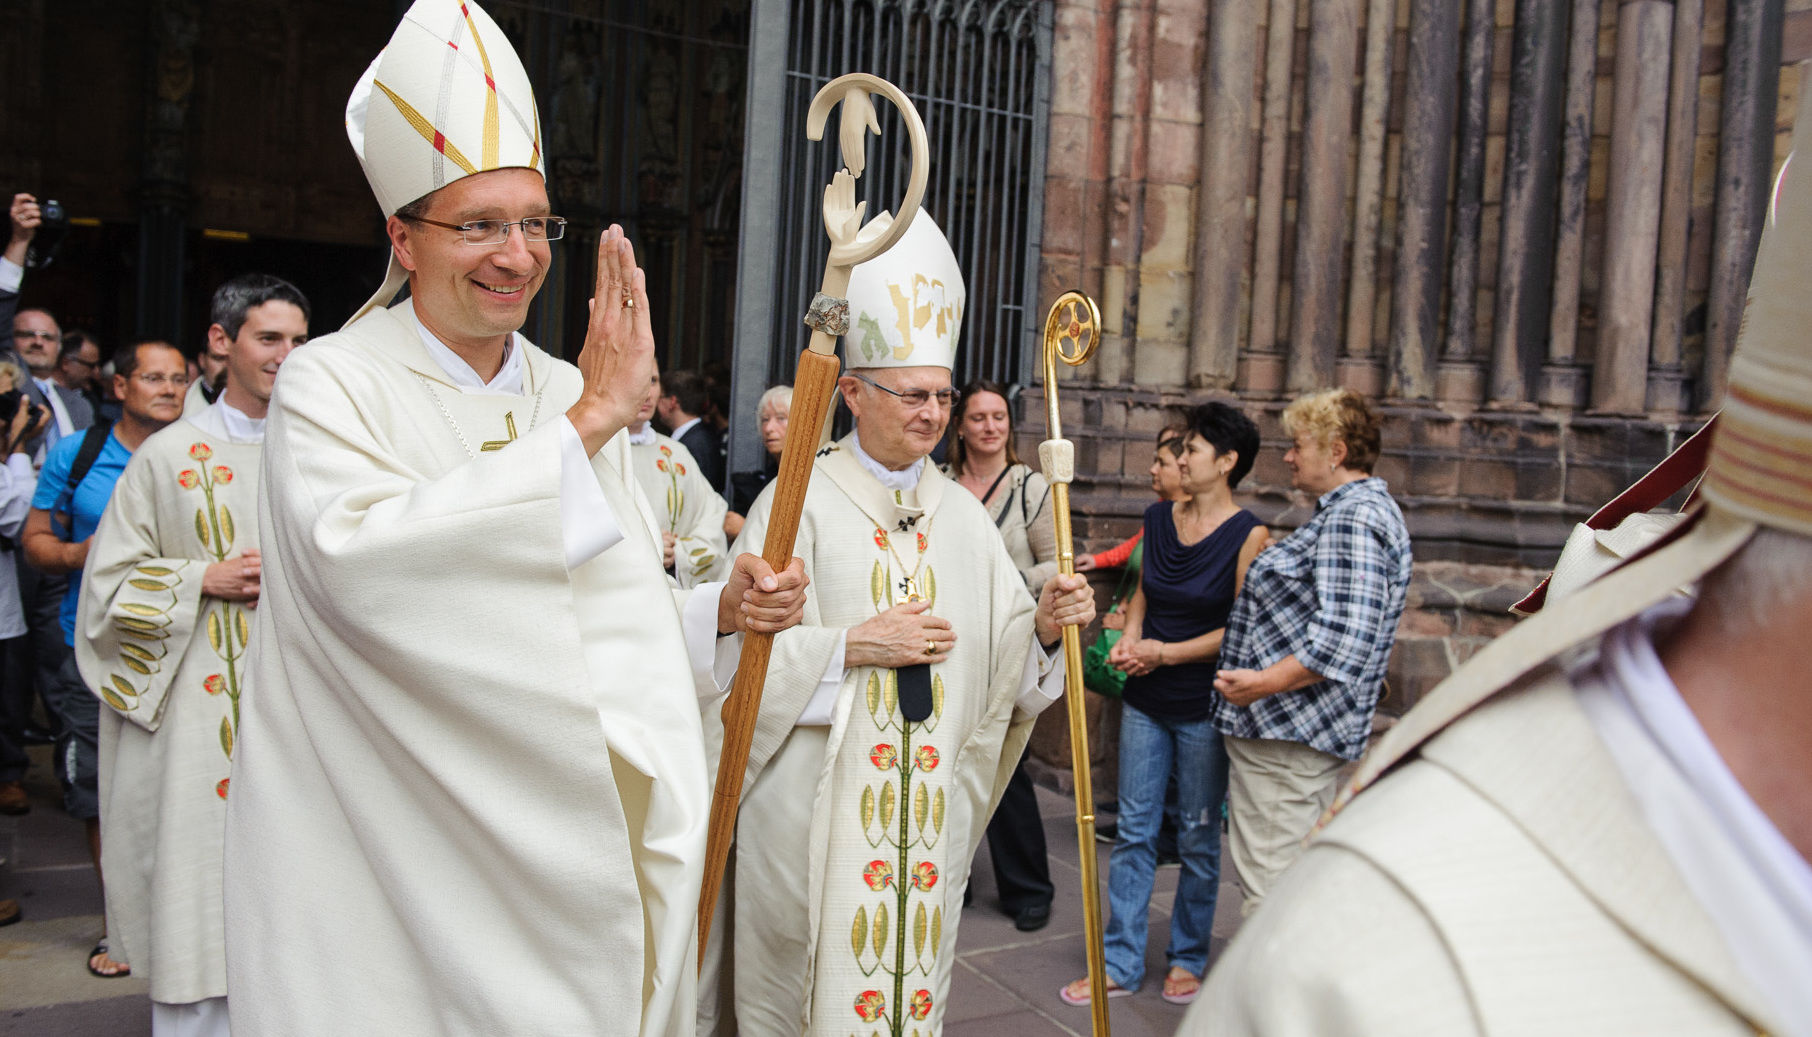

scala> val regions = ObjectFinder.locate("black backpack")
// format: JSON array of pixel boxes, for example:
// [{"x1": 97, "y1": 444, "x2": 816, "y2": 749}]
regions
[{"x1": 50, "y1": 422, "x2": 113, "y2": 540}]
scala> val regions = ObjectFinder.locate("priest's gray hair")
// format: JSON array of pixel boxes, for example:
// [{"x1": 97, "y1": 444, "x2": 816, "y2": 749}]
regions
[{"x1": 1695, "y1": 526, "x2": 1812, "y2": 635}]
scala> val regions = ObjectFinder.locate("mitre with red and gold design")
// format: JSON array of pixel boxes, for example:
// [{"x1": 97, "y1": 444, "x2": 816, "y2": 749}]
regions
[{"x1": 344, "y1": 0, "x2": 544, "y2": 324}]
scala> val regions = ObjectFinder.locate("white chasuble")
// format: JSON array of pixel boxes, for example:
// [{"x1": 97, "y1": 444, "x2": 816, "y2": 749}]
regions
[
  {"x1": 75, "y1": 407, "x2": 262, "y2": 1006},
  {"x1": 224, "y1": 303, "x2": 710, "y2": 1037},
  {"x1": 716, "y1": 436, "x2": 1041, "y2": 1037},
  {"x1": 630, "y1": 433, "x2": 729, "y2": 587}
]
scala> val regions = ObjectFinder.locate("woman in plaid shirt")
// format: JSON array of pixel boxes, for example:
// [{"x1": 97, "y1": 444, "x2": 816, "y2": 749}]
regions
[{"x1": 1210, "y1": 388, "x2": 1412, "y2": 916}]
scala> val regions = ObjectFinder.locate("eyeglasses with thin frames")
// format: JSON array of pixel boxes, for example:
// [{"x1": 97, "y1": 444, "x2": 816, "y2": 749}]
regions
[
  {"x1": 12, "y1": 330, "x2": 58, "y2": 342},
  {"x1": 404, "y1": 215, "x2": 568, "y2": 245},
  {"x1": 132, "y1": 373, "x2": 189, "y2": 388},
  {"x1": 853, "y1": 372, "x2": 960, "y2": 410}
]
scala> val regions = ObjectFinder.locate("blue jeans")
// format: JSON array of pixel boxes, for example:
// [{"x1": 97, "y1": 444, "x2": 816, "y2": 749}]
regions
[{"x1": 1103, "y1": 704, "x2": 1228, "y2": 989}]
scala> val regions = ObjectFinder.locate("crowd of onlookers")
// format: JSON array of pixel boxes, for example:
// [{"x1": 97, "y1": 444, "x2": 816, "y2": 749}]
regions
[
  {"x1": 2, "y1": 185, "x2": 1417, "y2": 1012},
  {"x1": 937, "y1": 380, "x2": 1414, "y2": 1010}
]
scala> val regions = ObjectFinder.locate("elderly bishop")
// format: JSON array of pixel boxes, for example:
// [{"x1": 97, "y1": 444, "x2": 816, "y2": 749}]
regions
[
  {"x1": 706, "y1": 214, "x2": 1094, "y2": 1035},
  {"x1": 223, "y1": 3, "x2": 805, "y2": 1035}
]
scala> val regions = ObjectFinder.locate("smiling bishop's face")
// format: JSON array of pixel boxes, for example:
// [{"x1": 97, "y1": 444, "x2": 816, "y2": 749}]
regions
[{"x1": 390, "y1": 167, "x2": 552, "y2": 352}]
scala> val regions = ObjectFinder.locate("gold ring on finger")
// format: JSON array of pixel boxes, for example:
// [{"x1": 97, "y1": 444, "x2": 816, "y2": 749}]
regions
[
  {"x1": 622, "y1": 294, "x2": 635, "y2": 309},
  {"x1": 924, "y1": 639, "x2": 936, "y2": 657}
]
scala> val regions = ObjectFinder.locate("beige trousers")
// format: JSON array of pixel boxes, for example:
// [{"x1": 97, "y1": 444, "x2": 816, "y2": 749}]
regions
[{"x1": 1224, "y1": 735, "x2": 1345, "y2": 916}]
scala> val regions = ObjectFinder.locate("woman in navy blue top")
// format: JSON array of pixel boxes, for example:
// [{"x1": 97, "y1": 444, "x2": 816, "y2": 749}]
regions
[{"x1": 1060, "y1": 402, "x2": 1268, "y2": 1008}]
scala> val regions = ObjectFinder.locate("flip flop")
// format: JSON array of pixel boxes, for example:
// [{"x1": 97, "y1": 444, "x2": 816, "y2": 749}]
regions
[
  {"x1": 1059, "y1": 976, "x2": 1133, "y2": 1006},
  {"x1": 87, "y1": 941, "x2": 131, "y2": 978},
  {"x1": 1161, "y1": 968, "x2": 1201, "y2": 1005}
]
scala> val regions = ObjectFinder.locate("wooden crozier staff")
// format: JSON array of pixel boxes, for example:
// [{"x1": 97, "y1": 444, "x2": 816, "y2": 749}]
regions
[
  {"x1": 698, "y1": 72, "x2": 929, "y2": 963},
  {"x1": 1039, "y1": 290, "x2": 1111, "y2": 1037}
]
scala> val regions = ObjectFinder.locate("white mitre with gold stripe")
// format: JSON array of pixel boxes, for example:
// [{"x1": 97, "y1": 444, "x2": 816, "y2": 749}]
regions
[
  {"x1": 344, "y1": 0, "x2": 544, "y2": 325},
  {"x1": 841, "y1": 212, "x2": 966, "y2": 371}
]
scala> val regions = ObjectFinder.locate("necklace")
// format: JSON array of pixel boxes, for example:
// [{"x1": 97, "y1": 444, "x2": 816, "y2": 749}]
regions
[{"x1": 415, "y1": 372, "x2": 545, "y2": 460}]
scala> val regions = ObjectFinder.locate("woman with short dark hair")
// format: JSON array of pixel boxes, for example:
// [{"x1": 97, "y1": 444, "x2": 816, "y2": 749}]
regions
[{"x1": 1062, "y1": 401, "x2": 1269, "y2": 1008}]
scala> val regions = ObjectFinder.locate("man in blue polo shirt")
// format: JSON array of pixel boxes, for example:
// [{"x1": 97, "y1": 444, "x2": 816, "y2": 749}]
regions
[{"x1": 21, "y1": 337, "x2": 186, "y2": 978}]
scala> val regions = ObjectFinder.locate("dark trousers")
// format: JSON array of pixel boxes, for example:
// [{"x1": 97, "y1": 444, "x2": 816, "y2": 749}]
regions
[
  {"x1": 0, "y1": 633, "x2": 28, "y2": 782},
  {"x1": 2, "y1": 557, "x2": 70, "y2": 783},
  {"x1": 984, "y1": 751, "x2": 1053, "y2": 913}
]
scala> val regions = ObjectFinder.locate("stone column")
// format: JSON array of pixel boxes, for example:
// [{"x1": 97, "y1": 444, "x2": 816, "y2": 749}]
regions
[
  {"x1": 1338, "y1": 0, "x2": 1397, "y2": 399},
  {"x1": 1593, "y1": 0, "x2": 1672, "y2": 415},
  {"x1": 1287, "y1": 0, "x2": 1361, "y2": 393},
  {"x1": 1241, "y1": 0, "x2": 1298, "y2": 396},
  {"x1": 1488, "y1": 0, "x2": 1568, "y2": 407},
  {"x1": 1098, "y1": 0, "x2": 1156, "y2": 387},
  {"x1": 1189, "y1": 0, "x2": 1259, "y2": 389},
  {"x1": 1541, "y1": 0, "x2": 1601, "y2": 408},
  {"x1": 1437, "y1": 0, "x2": 1497, "y2": 407},
  {"x1": 135, "y1": 0, "x2": 200, "y2": 344},
  {"x1": 1647, "y1": 0, "x2": 1701, "y2": 414},
  {"x1": 1702, "y1": 0, "x2": 1783, "y2": 409},
  {"x1": 1387, "y1": 0, "x2": 1463, "y2": 400}
]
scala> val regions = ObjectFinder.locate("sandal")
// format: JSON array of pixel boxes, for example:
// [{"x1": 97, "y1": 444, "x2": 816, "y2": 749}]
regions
[
  {"x1": 1161, "y1": 967, "x2": 1201, "y2": 1006},
  {"x1": 1059, "y1": 975, "x2": 1133, "y2": 1006},
  {"x1": 87, "y1": 941, "x2": 131, "y2": 978}
]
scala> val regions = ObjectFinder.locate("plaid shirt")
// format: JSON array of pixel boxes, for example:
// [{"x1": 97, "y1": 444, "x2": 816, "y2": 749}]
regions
[{"x1": 1211, "y1": 478, "x2": 1413, "y2": 760}]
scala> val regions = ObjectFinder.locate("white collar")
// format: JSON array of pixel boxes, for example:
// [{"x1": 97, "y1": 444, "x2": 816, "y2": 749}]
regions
[
  {"x1": 627, "y1": 423, "x2": 656, "y2": 447},
  {"x1": 848, "y1": 430, "x2": 926, "y2": 492},
  {"x1": 218, "y1": 399, "x2": 266, "y2": 443},
  {"x1": 1577, "y1": 598, "x2": 1812, "y2": 1029},
  {"x1": 669, "y1": 415, "x2": 702, "y2": 442},
  {"x1": 407, "y1": 298, "x2": 524, "y2": 396}
]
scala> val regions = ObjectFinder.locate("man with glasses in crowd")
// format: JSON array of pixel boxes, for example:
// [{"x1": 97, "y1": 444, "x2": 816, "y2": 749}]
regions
[
  {"x1": 701, "y1": 212, "x2": 1095, "y2": 1036},
  {"x1": 21, "y1": 338, "x2": 187, "y2": 979},
  {"x1": 224, "y1": 2, "x2": 806, "y2": 1032}
]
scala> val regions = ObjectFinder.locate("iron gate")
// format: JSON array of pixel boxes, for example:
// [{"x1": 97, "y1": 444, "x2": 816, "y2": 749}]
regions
[{"x1": 729, "y1": 0, "x2": 1052, "y2": 475}]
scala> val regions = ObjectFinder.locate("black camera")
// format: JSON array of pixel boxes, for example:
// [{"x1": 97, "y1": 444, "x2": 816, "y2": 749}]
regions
[
  {"x1": 26, "y1": 199, "x2": 68, "y2": 270},
  {"x1": 0, "y1": 389, "x2": 44, "y2": 431}
]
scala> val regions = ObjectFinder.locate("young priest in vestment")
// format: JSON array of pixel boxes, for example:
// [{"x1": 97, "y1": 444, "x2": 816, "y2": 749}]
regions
[
  {"x1": 76, "y1": 274, "x2": 309, "y2": 1035},
  {"x1": 627, "y1": 361, "x2": 729, "y2": 588},
  {"x1": 702, "y1": 213, "x2": 1095, "y2": 1036},
  {"x1": 222, "y1": 3, "x2": 806, "y2": 1034}
]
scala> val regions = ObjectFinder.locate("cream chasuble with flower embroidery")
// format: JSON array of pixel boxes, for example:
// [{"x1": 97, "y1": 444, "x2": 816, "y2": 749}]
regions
[
  {"x1": 630, "y1": 431, "x2": 729, "y2": 587},
  {"x1": 224, "y1": 302, "x2": 719, "y2": 1036},
  {"x1": 712, "y1": 435, "x2": 1045, "y2": 1037},
  {"x1": 75, "y1": 403, "x2": 261, "y2": 1006}
]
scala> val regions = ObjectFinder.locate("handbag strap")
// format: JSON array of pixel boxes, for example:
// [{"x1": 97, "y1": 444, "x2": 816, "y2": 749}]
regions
[{"x1": 1512, "y1": 415, "x2": 1718, "y2": 615}]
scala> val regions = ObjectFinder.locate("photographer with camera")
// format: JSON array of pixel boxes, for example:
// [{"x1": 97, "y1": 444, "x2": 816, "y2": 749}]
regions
[
  {"x1": 0, "y1": 357, "x2": 49, "y2": 824},
  {"x1": 0, "y1": 193, "x2": 37, "y2": 340},
  {"x1": 0, "y1": 358, "x2": 50, "y2": 925}
]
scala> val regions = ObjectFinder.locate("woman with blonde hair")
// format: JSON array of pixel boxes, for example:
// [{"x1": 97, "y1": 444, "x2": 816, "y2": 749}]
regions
[{"x1": 1210, "y1": 388, "x2": 1412, "y2": 915}]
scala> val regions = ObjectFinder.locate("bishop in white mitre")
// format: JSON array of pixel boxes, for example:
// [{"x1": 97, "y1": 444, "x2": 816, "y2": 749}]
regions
[
  {"x1": 627, "y1": 363, "x2": 729, "y2": 587},
  {"x1": 222, "y1": 4, "x2": 804, "y2": 1035},
  {"x1": 76, "y1": 275, "x2": 310, "y2": 1037},
  {"x1": 702, "y1": 214, "x2": 1095, "y2": 1036}
]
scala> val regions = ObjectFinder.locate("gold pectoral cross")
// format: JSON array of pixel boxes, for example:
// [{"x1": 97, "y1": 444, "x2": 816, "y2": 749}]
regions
[
  {"x1": 480, "y1": 412, "x2": 519, "y2": 452},
  {"x1": 898, "y1": 575, "x2": 923, "y2": 602}
]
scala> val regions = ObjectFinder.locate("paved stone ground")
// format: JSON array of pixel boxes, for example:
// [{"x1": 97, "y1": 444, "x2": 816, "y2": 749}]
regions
[{"x1": 2, "y1": 747, "x2": 1239, "y2": 1036}]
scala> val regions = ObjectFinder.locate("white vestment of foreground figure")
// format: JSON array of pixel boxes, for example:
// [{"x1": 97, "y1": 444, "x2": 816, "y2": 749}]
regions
[{"x1": 225, "y1": 304, "x2": 722, "y2": 1035}]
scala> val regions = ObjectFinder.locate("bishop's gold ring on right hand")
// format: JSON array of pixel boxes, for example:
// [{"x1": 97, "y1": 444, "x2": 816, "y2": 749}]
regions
[
  {"x1": 622, "y1": 293, "x2": 635, "y2": 309},
  {"x1": 924, "y1": 639, "x2": 936, "y2": 657}
]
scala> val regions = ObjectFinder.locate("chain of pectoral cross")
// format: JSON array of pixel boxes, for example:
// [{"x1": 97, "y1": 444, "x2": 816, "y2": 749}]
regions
[{"x1": 417, "y1": 374, "x2": 545, "y2": 459}]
